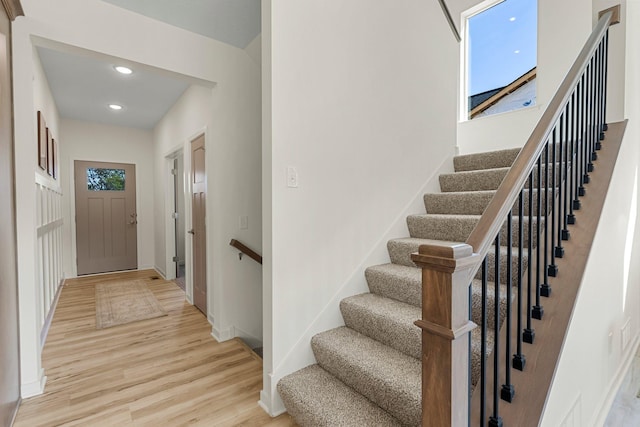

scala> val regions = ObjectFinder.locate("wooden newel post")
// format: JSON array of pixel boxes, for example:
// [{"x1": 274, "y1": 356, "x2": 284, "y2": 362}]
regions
[{"x1": 411, "y1": 243, "x2": 479, "y2": 427}]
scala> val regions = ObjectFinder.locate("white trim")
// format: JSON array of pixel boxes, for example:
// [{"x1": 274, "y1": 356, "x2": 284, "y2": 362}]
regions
[
  {"x1": 592, "y1": 332, "x2": 640, "y2": 426},
  {"x1": 163, "y1": 147, "x2": 183, "y2": 281},
  {"x1": 35, "y1": 171, "x2": 62, "y2": 193},
  {"x1": 211, "y1": 325, "x2": 233, "y2": 343},
  {"x1": 21, "y1": 369, "x2": 47, "y2": 398},
  {"x1": 259, "y1": 378, "x2": 286, "y2": 417},
  {"x1": 233, "y1": 325, "x2": 263, "y2": 349},
  {"x1": 9, "y1": 397, "x2": 21, "y2": 426},
  {"x1": 40, "y1": 278, "x2": 64, "y2": 347}
]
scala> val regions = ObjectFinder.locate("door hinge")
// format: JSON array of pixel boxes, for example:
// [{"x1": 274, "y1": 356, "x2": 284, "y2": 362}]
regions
[
  {"x1": 171, "y1": 168, "x2": 178, "y2": 175},
  {"x1": 172, "y1": 212, "x2": 179, "y2": 219},
  {"x1": 172, "y1": 256, "x2": 179, "y2": 262}
]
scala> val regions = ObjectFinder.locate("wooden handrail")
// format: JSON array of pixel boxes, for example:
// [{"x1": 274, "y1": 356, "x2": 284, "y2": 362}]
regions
[
  {"x1": 437, "y1": 0, "x2": 461, "y2": 43},
  {"x1": 229, "y1": 239, "x2": 262, "y2": 265},
  {"x1": 465, "y1": 11, "x2": 612, "y2": 272}
]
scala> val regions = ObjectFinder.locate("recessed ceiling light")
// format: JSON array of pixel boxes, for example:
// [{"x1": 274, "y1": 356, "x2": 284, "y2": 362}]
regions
[
  {"x1": 109, "y1": 104, "x2": 123, "y2": 110},
  {"x1": 514, "y1": 50, "x2": 520, "y2": 54},
  {"x1": 510, "y1": 17, "x2": 516, "y2": 22},
  {"x1": 114, "y1": 66, "x2": 133, "y2": 75}
]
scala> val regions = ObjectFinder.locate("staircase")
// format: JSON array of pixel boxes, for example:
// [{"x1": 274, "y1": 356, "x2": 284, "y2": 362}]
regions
[{"x1": 278, "y1": 147, "x2": 528, "y2": 426}]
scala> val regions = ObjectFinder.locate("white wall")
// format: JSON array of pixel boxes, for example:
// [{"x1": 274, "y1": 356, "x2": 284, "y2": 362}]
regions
[
  {"x1": 541, "y1": 2, "x2": 640, "y2": 425},
  {"x1": 13, "y1": 0, "x2": 262, "y2": 394},
  {"x1": 59, "y1": 119, "x2": 155, "y2": 277},
  {"x1": 14, "y1": 46, "x2": 62, "y2": 397},
  {"x1": 153, "y1": 82, "x2": 263, "y2": 346},
  {"x1": 261, "y1": 0, "x2": 458, "y2": 415},
  {"x1": 456, "y1": 0, "x2": 593, "y2": 154}
]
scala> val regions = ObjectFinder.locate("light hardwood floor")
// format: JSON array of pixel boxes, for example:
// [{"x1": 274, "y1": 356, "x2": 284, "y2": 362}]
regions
[{"x1": 14, "y1": 270, "x2": 294, "y2": 426}]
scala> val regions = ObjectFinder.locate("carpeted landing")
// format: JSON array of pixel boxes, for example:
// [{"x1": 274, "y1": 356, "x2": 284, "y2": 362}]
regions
[{"x1": 278, "y1": 148, "x2": 531, "y2": 426}]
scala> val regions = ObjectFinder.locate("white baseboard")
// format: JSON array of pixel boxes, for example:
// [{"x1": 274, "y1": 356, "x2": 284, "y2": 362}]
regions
[
  {"x1": 21, "y1": 369, "x2": 47, "y2": 398},
  {"x1": 152, "y1": 266, "x2": 166, "y2": 278},
  {"x1": 10, "y1": 397, "x2": 21, "y2": 426},
  {"x1": 233, "y1": 326, "x2": 262, "y2": 349},
  {"x1": 40, "y1": 279, "x2": 64, "y2": 347},
  {"x1": 211, "y1": 325, "x2": 233, "y2": 342},
  {"x1": 592, "y1": 332, "x2": 640, "y2": 426},
  {"x1": 259, "y1": 388, "x2": 286, "y2": 417}
]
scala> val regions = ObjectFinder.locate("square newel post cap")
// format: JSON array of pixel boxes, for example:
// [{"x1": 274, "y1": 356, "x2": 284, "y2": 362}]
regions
[{"x1": 411, "y1": 242, "x2": 477, "y2": 273}]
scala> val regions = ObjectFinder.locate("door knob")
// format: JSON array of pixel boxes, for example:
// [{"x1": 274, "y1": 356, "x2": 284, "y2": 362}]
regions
[{"x1": 188, "y1": 229, "x2": 195, "y2": 235}]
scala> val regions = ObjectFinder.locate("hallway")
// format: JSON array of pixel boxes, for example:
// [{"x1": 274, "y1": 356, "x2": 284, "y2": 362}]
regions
[{"x1": 13, "y1": 270, "x2": 291, "y2": 426}]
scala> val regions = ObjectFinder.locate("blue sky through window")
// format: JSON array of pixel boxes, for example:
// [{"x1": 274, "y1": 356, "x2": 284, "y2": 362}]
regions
[{"x1": 468, "y1": 0, "x2": 537, "y2": 96}]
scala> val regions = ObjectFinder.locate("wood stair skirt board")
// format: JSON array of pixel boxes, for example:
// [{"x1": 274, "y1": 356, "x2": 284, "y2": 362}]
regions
[{"x1": 277, "y1": 147, "x2": 523, "y2": 426}]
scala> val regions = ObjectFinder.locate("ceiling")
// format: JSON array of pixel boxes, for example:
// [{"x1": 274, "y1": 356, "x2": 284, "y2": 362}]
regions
[
  {"x1": 37, "y1": 1, "x2": 261, "y2": 130},
  {"x1": 37, "y1": 46, "x2": 192, "y2": 130},
  {"x1": 100, "y1": 0, "x2": 261, "y2": 48}
]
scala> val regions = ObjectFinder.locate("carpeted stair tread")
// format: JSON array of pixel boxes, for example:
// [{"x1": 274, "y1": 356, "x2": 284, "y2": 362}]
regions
[
  {"x1": 277, "y1": 364, "x2": 403, "y2": 427},
  {"x1": 471, "y1": 326, "x2": 495, "y2": 387},
  {"x1": 439, "y1": 167, "x2": 510, "y2": 192},
  {"x1": 470, "y1": 279, "x2": 509, "y2": 328},
  {"x1": 365, "y1": 263, "x2": 422, "y2": 307},
  {"x1": 387, "y1": 238, "x2": 529, "y2": 283},
  {"x1": 440, "y1": 163, "x2": 565, "y2": 193},
  {"x1": 453, "y1": 148, "x2": 521, "y2": 172},
  {"x1": 406, "y1": 214, "x2": 538, "y2": 246},
  {"x1": 387, "y1": 237, "x2": 460, "y2": 268},
  {"x1": 340, "y1": 293, "x2": 422, "y2": 359},
  {"x1": 424, "y1": 190, "x2": 496, "y2": 215},
  {"x1": 424, "y1": 188, "x2": 553, "y2": 216},
  {"x1": 311, "y1": 327, "x2": 421, "y2": 426}
]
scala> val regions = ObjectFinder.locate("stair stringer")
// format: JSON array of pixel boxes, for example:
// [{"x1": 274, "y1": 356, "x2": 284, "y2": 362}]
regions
[{"x1": 261, "y1": 153, "x2": 454, "y2": 416}]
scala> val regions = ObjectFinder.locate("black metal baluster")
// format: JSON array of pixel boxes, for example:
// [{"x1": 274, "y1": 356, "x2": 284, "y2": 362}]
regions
[
  {"x1": 568, "y1": 91, "x2": 578, "y2": 224},
  {"x1": 541, "y1": 143, "x2": 551, "y2": 297},
  {"x1": 469, "y1": 283, "x2": 472, "y2": 427},
  {"x1": 502, "y1": 214, "x2": 515, "y2": 401},
  {"x1": 596, "y1": 41, "x2": 604, "y2": 147},
  {"x1": 513, "y1": 190, "x2": 526, "y2": 371},
  {"x1": 584, "y1": 63, "x2": 593, "y2": 182},
  {"x1": 579, "y1": 72, "x2": 588, "y2": 195},
  {"x1": 555, "y1": 115, "x2": 565, "y2": 258},
  {"x1": 573, "y1": 81, "x2": 583, "y2": 209},
  {"x1": 562, "y1": 104, "x2": 570, "y2": 241},
  {"x1": 524, "y1": 172, "x2": 535, "y2": 344},
  {"x1": 594, "y1": 45, "x2": 602, "y2": 151},
  {"x1": 480, "y1": 258, "x2": 488, "y2": 426},
  {"x1": 489, "y1": 237, "x2": 503, "y2": 427},
  {"x1": 602, "y1": 31, "x2": 609, "y2": 132},
  {"x1": 587, "y1": 57, "x2": 598, "y2": 172},
  {"x1": 533, "y1": 154, "x2": 543, "y2": 320},
  {"x1": 548, "y1": 128, "x2": 558, "y2": 277}
]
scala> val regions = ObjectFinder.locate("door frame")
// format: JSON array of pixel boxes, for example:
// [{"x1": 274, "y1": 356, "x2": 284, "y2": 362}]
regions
[
  {"x1": 68, "y1": 156, "x2": 143, "y2": 278},
  {"x1": 163, "y1": 127, "x2": 207, "y2": 308}
]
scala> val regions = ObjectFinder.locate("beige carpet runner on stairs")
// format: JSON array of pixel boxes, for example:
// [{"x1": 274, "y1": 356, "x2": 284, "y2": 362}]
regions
[
  {"x1": 278, "y1": 147, "x2": 529, "y2": 426},
  {"x1": 95, "y1": 280, "x2": 167, "y2": 329}
]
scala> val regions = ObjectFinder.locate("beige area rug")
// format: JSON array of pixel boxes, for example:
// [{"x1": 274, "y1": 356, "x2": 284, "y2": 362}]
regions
[{"x1": 95, "y1": 280, "x2": 167, "y2": 329}]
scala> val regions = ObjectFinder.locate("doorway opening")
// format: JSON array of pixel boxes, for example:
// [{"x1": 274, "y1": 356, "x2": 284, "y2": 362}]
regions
[{"x1": 173, "y1": 154, "x2": 186, "y2": 291}]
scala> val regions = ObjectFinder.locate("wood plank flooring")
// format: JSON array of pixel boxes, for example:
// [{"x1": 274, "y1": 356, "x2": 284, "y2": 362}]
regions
[{"x1": 14, "y1": 270, "x2": 294, "y2": 426}]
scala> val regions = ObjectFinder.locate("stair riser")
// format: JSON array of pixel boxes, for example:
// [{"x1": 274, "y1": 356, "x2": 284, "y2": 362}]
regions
[
  {"x1": 439, "y1": 168, "x2": 508, "y2": 192},
  {"x1": 340, "y1": 298, "x2": 421, "y2": 359},
  {"x1": 424, "y1": 189, "x2": 554, "y2": 216},
  {"x1": 365, "y1": 266, "x2": 421, "y2": 307},
  {"x1": 474, "y1": 248, "x2": 530, "y2": 285},
  {"x1": 440, "y1": 163, "x2": 567, "y2": 193},
  {"x1": 453, "y1": 148, "x2": 521, "y2": 172},
  {"x1": 387, "y1": 240, "x2": 529, "y2": 286},
  {"x1": 407, "y1": 216, "x2": 539, "y2": 247}
]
